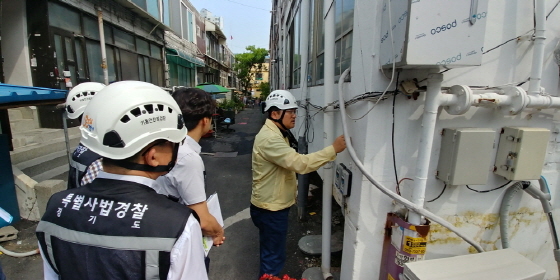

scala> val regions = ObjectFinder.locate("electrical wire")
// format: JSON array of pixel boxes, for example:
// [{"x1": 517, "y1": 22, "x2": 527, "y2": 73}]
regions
[
  {"x1": 222, "y1": 0, "x2": 270, "y2": 11},
  {"x1": 483, "y1": 37, "x2": 521, "y2": 55},
  {"x1": 337, "y1": 68, "x2": 484, "y2": 253},
  {"x1": 391, "y1": 72, "x2": 401, "y2": 186},
  {"x1": 344, "y1": 0, "x2": 397, "y2": 121},
  {"x1": 427, "y1": 183, "x2": 447, "y2": 203},
  {"x1": 547, "y1": 0, "x2": 560, "y2": 19},
  {"x1": 466, "y1": 180, "x2": 513, "y2": 193},
  {"x1": 396, "y1": 178, "x2": 413, "y2": 196}
]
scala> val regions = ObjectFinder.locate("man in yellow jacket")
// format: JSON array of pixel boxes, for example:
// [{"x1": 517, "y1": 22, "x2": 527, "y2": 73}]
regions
[{"x1": 251, "y1": 90, "x2": 346, "y2": 277}]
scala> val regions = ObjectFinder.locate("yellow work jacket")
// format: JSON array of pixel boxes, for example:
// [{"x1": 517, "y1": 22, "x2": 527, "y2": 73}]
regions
[{"x1": 251, "y1": 119, "x2": 336, "y2": 211}]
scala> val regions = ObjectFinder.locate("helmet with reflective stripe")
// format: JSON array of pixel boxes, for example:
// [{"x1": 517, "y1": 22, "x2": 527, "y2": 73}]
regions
[
  {"x1": 79, "y1": 81, "x2": 187, "y2": 160},
  {"x1": 65, "y1": 82, "x2": 106, "y2": 119},
  {"x1": 264, "y1": 90, "x2": 298, "y2": 112}
]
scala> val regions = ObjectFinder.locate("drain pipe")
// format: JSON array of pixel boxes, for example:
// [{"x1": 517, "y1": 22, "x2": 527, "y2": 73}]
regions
[
  {"x1": 408, "y1": 73, "x2": 445, "y2": 225},
  {"x1": 297, "y1": 0, "x2": 311, "y2": 221},
  {"x1": 321, "y1": 0, "x2": 336, "y2": 278},
  {"x1": 97, "y1": 7, "x2": 109, "y2": 85},
  {"x1": 500, "y1": 178, "x2": 560, "y2": 275},
  {"x1": 528, "y1": 0, "x2": 546, "y2": 96}
]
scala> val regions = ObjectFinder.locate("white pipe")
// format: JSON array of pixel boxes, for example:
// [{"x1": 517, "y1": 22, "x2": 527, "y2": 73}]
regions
[
  {"x1": 296, "y1": 0, "x2": 311, "y2": 221},
  {"x1": 97, "y1": 8, "x2": 109, "y2": 85},
  {"x1": 528, "y1": 0, "x2": 547, "y2": 95},
  {"x1": 409, "y1": 73, "x2": 444, "y2": 225},
  {"x1": 337, "y1": 68, "x2": 484, "y2": 252},
  {"x1": 448, "y1": 86, "x2": 560, "y2": 114},
  {"x1": 0, "y1": 245, "x2": 39, "y2": 257},
  {"x1": 322, "y1": 0, "x2": 336, "y2": 278},
  {"x1": 527, "y1": 95, "x2": 560, "y2": 108}
]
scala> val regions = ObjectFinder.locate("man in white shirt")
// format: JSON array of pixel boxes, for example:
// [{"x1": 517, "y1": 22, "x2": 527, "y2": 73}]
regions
[{"x1": 153, "y1": 87, "x2": 225, "y2": 246}]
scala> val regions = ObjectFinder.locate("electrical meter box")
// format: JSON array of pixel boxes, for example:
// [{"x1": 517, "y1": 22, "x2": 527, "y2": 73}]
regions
[
  {"x1": 380, "y1": 0, "x2": 488, "y2": 68},
  {"x1": 494, "y1": 127, "x2": 550, "y2": 180},
  {"x1": 334, "y1": 163, "x2": 352, "y2": 197},
  {"x1": 436, "y1": 128, "x2": 496, "y2": 185}
]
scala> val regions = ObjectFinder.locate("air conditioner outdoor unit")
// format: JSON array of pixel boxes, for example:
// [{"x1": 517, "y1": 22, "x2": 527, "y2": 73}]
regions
[{"x1": 403, "y1": 249, "x2": 545, "y2": 280}]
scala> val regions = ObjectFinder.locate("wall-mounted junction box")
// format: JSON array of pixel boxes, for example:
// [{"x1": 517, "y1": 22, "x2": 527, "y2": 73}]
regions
[
  {"x1": 436, "y1": 128, "x2": 496, "y2": 185},
  {"x1": 494, "y1": 127, "x2": 550, "y2": 180},
  {"x1": 380, "y1": 0, "x2": 488, "y2": 68},
  {"x1": 335, "y1": 163, "x2": 352, "y2": 197}
]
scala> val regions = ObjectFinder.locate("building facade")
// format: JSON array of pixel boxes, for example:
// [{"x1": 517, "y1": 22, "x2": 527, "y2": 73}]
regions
[{"x1": 270, "y1": 0, "x2": 560, "y2": 279}]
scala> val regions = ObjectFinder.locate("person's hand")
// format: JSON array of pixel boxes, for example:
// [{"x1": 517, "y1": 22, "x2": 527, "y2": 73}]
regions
[
  {"x1": 333, "y1": 135, "x2": 347, "y2": 153},
  {"x1": 213, "y1": 228, "x2": 225, "y2": 246}
]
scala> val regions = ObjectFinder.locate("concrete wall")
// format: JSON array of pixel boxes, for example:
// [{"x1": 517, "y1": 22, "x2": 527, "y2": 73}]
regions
[
  {"x1": 274, "y1": 0, "x2": 560, "y2": 279},
  {"x1": 2, "y1": 0, "x2": 33, "y2": 86}
]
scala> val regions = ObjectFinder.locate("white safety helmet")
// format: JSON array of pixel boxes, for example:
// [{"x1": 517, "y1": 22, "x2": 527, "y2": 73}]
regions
[
  {"x1": 264, "y1": 90, "x2": 298, "y2": 112},
  {"x1": 80, "y1": 81, "x2": 186, "y2": 160},
  {"x1": 65, "y1": 82, "x2": 106, "y2": 119}
]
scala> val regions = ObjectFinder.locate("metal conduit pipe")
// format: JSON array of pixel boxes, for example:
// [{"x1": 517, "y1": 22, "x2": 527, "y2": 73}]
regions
[
  {"x1": 97, "y1": 7, "x2": 109, "y2": 85},
  {"x1": 321, "y1": 0, "x2": 336, "y2": 278},
  {"x1": 499, "y1": 178, "x2": 560, "y2": 276},
  {"x1": 499, "y1": 181, "x2": 524, "y2": 249},
  {"x1": 338, "y1": 68, "x2": 484, "y2": 252},
  {"x1": 296, "y1": 0, "x2": 311, "y2": 222}
]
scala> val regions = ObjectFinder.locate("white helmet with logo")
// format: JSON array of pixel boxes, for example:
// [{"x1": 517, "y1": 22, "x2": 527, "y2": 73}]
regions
[
  {"x1": 264, "y1": 90, "x2": 298, "y2": 112},
  {"x1": 80, "y1": 81, "x2": 186, "y2": 160},
  {"x1": 65, "y1": 82, "x2": 106, "y2": 119}
]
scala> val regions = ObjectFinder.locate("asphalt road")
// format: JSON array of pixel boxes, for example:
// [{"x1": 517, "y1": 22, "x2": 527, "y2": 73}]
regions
[{"x1": 0, "y1": 106, "x2": 342, "y2": 280}]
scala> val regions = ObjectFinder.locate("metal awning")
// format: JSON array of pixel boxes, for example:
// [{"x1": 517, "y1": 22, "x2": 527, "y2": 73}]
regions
[
  {"x1": 166, "y1": 48, "x2": 205, "y2": 67},
  {"x1": 0, "y1": 84, "x2": 67, "y2": 108}
]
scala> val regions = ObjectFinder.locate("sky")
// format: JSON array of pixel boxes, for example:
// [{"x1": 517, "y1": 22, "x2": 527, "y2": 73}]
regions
[{"x1": 188, "y1": 0, "x2": 272, "y2": 54}]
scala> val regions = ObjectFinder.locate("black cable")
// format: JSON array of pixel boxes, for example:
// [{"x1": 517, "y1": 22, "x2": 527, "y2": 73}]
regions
[
  {"x1": 483, "y1": 37, "x2": 519, "y2": 55},
  {"x1": 391, "y1": 71, "x2": 401, "y2": 185},
  {"x1": 427, "y1": 184, "x2": 447, "y2": 203},
  {"x1": 547, "y1": 0, "x2": 560, "y2": 20},
  {"x1": 466, "y1": 180, "x2": 513, "y2": 193}
]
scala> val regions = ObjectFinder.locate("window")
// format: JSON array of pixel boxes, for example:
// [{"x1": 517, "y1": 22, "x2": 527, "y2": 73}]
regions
[
  {"x1": 334, "y1": 0, "x2": 354, "y2": 76},
  {"x1": 147, "y1": 0, "x2": 160, "y2": 21},
  {"x1": 188, "y1": 11, "x2": 194, "y2": 42},
  {"x1": 181, "y1": 4, "x2": 189, "y2": 40},
  {"x1": 291, "y1": 9, "x2": 301, "y2": 88},
  {"x1": 83, "y1": 17, "x2": 100, "y2": 40},
  {"x1": 114, "y1": 28, "x2": 135, "y2": 51},
  {"x1": 163, "y1": 0, "x2": 170, "y2": 26},
  {"x1": 308, "y1": 0, "x2": 324, "y2": 85},
  {"x1": 86, "y1": 40, "x2": 103, "y2": 83},
  {"x1": 131, "y1": 0, "x2": 147, "y2": 10},
  {"x1": 170, "y1": 0, "x2": 181, "y2": 35},
  {"x1": 48, "y1": 2, "x2": 81, "y2": 34},
  {"x1": 136, "y1": 38, "x2": 150, "y2": 56},
  {"x1": 150, "y1": 43, "x2": 162, "y2": 59},
  {"x1": 256, "y1": 73, "x2": 263, "y2": 80},
  {"x1": 119, "y1": 50, "x2": 140, "y2": 80},
  {"x1": 138, "y1": 56, "x2": 151, "y2": 83}
]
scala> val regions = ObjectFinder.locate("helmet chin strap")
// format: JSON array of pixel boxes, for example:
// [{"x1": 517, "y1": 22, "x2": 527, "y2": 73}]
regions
[
  {"x1": 268, "y1": 110, "x2": 290, "y2": 131},
  {"x1": 113, "y1": 143, "x2": 180, "y2": 172}
]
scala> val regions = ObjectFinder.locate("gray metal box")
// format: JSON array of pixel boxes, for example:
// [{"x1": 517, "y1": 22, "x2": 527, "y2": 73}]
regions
[
  {"x1": 436, "y1": 128, "x2": 496, "y2": 185},
  {"x1": 494, "y1": 127, "x2": 550, "y2": 180}
]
